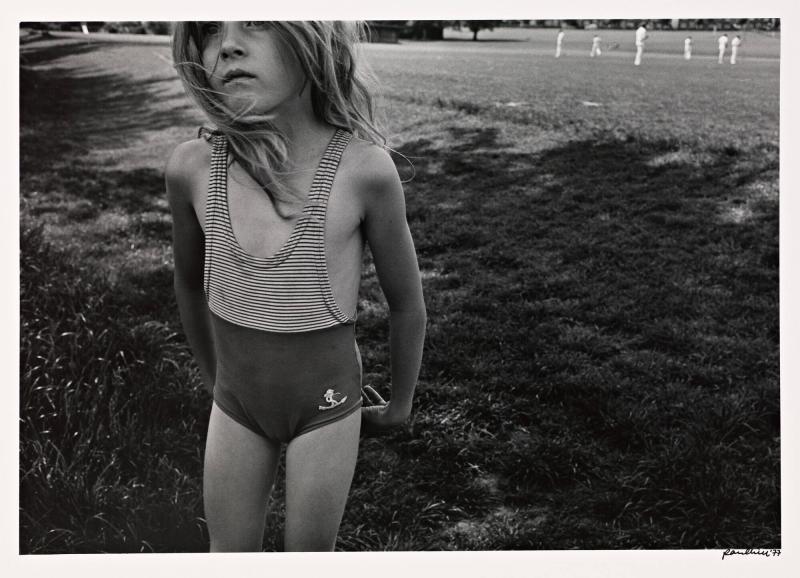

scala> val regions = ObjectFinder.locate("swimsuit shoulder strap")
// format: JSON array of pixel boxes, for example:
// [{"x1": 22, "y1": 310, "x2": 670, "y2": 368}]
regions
[
  {"x1": 305, "y1": 129, "x2": 352, "y2": 220},
  {"x1": 203, "y1": 134, "x2": 228, "y2": 298},
  {"x1": 208, "y1": 134, "x2": 228, "y2": 204}
]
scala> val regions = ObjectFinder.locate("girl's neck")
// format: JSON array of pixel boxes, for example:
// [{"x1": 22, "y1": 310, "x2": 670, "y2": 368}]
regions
[
  {"x1": 282, "y1": 118, "x2": 336, "y2": 169},
  {"x1": 269, "y1": 85, "x2": 336, "y2": 169}
]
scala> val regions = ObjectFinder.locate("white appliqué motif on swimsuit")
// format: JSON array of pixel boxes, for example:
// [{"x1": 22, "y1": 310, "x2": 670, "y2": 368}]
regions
[{"x1": 318, "y1": 388, "x2": 347, "y2": 411}]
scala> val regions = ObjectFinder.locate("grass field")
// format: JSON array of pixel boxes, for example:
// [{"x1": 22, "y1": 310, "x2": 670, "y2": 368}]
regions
[{"x1": 19, "y1": 29, "x2": 780, "y2": 552}]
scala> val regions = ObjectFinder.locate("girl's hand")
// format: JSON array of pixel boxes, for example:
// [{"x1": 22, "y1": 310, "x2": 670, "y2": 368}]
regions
[{"x1": 360, "y1": 385, "x2": 410, "y2": 437}]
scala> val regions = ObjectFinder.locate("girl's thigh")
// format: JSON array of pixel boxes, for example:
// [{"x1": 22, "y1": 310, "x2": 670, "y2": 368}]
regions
[
  {"x1": 204, "y1": 402, "x2": 281, "y2": 552},
  {"x1": 284, "y1": 409, "x2": 361, "y2": 551}
]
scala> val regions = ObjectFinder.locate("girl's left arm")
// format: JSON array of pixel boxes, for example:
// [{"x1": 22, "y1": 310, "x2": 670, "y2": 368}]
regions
[{"x1": 360, "y1": 148, "x2": 427, "y2": 426}]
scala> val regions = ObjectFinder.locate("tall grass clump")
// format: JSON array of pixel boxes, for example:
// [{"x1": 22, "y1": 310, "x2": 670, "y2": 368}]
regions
[{"x1": 20, "y1": 220, "x2": 209, "y2": 553}]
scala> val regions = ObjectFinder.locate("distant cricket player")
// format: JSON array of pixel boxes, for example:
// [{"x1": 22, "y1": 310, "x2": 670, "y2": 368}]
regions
[
  {"x1": 634, "y1": 23, "x2": 647, "y2": 66},
  {"x1": 555, "y1": 28, "x2": 565, "y2": 58},
  {"x1": 718, "y1": 33, "x2": 728, "y2": 64},
  {"x1": 731, "y1": 34, "x2": 741, "y2": 64},
  {"x1": 590, "y1": 34, "x2": 602, "y2": 58},
  {"x1": 684, "y1": 36, "x2": 692, "y2": 60}
]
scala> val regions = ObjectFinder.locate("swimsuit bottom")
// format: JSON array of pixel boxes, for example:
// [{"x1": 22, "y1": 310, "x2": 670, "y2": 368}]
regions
[{"x1": 211, "y1": 313, "x2": 363, "y2": 443}]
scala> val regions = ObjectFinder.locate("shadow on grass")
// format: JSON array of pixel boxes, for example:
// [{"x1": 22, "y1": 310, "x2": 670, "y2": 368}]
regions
[
  {"x1": 19, "y1": 37, "x2": 102, "y2": 65},
  {"x1": 20, "y1": 39, "x2": 198, "y2": 170},
  {"x1": 400, "y1": 123, "x2": 777, "y2": 397},
  {"x1": 25, "y1": 165, "x2": 168, "y2": 221},
  {"x1": 377, "y1": 125, "x2": 779, "y2": 548},
  {"x1": 20, "y1": 38, "x2": 195, "y2": 285}
]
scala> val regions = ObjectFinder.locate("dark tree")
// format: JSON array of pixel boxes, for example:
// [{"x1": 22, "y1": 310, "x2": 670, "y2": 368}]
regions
[{"x1": 464, "y1": 20, "x2": 501, "y2": 41}]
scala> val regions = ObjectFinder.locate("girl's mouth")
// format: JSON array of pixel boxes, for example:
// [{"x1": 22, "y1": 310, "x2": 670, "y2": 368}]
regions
[{"x1": 223, "y1": 69, "x2": 256, "y2": 84}]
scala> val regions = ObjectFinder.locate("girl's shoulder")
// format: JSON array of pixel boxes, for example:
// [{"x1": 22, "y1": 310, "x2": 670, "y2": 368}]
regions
[
  {"x1": 339, "y1": 136, "x2": 402, "y2": 204},
  {"x1": 166, "y1": 136, "x2": 212, "y2": 181},
  {"x1": 165, "y1": 136, "x2": 214, "y2": 203}
]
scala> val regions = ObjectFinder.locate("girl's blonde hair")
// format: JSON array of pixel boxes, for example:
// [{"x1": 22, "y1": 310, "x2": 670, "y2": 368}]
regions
[{"x1": 172, "y1": 21, "x2": 385, "y2": 206}]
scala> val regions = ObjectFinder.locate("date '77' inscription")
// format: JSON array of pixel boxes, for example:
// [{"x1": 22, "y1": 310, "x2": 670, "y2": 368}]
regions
[{"x1": 722, "y1": 548, "x2": 781, "y2": 560}]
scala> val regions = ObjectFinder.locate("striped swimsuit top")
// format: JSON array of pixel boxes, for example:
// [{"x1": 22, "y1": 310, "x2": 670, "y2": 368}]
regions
[{"x1": 203, "y1": 128, "x2": 356, "y2": 333}]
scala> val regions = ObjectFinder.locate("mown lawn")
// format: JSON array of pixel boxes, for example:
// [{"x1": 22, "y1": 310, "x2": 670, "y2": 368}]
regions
[{"x1": 19, "y1": 31, "x2": 779, "y2": 552}]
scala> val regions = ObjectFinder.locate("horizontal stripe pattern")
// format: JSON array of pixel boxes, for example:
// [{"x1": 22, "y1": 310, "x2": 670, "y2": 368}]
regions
[{"x1": 203, "y1": 129, "x2": 355, "y2": 333}]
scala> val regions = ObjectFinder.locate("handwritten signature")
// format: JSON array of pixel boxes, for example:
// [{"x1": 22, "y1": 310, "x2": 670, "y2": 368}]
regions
[{"x1": 722, "y1": 548, "x2": 781, "y2": 560}]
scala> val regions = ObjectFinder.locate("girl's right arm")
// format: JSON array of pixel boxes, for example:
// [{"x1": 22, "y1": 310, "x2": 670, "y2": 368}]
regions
[{"x1": 165, "y1": 141, "x2": 217, "y2": 394}]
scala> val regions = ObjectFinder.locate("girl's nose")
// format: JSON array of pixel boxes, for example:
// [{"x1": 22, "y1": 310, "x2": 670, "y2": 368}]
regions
[{"x1": 219, "y1": 23, "x2": 246, "y2": 59}]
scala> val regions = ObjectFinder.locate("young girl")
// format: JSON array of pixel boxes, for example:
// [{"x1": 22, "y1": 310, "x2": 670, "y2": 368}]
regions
[{"x1": 166, "y1": 21, "x2": 426, "y2": 552}]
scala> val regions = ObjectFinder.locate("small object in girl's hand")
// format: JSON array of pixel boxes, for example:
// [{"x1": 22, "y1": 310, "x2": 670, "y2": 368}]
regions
[
  {"x1": 361, "y1": 384, "x2": 387, "y2": 407},
  {"x1": 360, "y1": 384, "x2": 391, "y2": 438}
]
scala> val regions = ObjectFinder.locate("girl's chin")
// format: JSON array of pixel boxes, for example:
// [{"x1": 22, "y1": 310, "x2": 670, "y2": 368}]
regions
[{"x1": 222, "y1": 96, "x2": 273, "y2": 117}]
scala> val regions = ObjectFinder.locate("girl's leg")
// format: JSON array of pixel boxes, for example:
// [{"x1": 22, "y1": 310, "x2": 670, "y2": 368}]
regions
[
  {"x1": 284, "y1": 410, "x2": 361, "y2": 551},
  {"x1": 204, "y1": 402, "x2": 281, "y2": 552}
]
